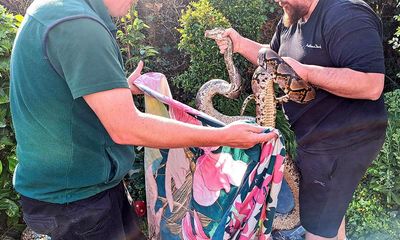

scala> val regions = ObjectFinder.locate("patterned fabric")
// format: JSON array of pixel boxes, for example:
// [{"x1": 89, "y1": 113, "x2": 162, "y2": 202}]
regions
[{"x1": 134, "y1": 73, "x2": 286, "y2": 240}]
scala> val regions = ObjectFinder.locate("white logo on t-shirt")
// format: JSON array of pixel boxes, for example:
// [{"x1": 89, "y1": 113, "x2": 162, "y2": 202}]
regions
[{"x1": 306, "y1": 43, "x2": 322, "y2": 49}]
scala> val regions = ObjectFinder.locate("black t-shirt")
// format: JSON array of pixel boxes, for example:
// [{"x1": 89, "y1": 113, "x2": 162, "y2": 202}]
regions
[{"x1": 270, "y1": 0, "x2": 387, "y2": 151}]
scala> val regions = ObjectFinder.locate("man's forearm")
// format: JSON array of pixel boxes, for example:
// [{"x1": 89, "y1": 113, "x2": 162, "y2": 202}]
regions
[
  {"x1": 305, "y1": 65, "x2": 384, "y2": 100},
  {"x1": 114, "y1": 111, "x2": 227, "y2": 148},
  {"x1": 236, "y1": 37, "x2": 268, "y2": 65}
]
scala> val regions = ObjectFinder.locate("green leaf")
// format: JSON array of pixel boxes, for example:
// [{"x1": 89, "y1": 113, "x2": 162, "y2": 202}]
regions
[
  {"x1": 0, "y1": 93, "x2": 8, "y2": 104},
  {"x1": 7, "y1": 155, "x2": 17, "y2": 172},
  {"x1": 0, "y1": 135, "x2": 13, "y2": 145},
  {"x1": 0, "y1": 198, "x2": 19, "y2": 217},
  {"x1": 0, "y1": 189, "x2": 13, "y2": 199},
  {"x1": 15, "y1": 14, "x2": 24, "y2": 24}
]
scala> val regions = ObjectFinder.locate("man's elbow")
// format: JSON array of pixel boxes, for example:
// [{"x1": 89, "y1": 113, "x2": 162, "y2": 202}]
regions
[
  {"x1": 109, "y1": 132, "x2": 129, "y2": 145},
  {"x1": 107, "y1": 126, "x2": 135, "y2": 145},
  {"x1": 107, "y1": 112, "x2": 142, "y2": 145},
  {"x1": 109, "y1": 129, "x2": 146, "y2": 146},
  {"x1": 367, "y1": 74, "x2": 384, "y2": 101},
  {"x1": 369, "y1": 88, "x2": 383, "y2": 100}
]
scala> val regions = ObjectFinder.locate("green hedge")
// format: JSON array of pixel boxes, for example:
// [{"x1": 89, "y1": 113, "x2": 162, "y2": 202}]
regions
[
  {"x1": 175, "y1": 0, "x2": 231, "y2": 100},
  {"x1": 0, "y1": 5, "x2": 25, "y2": 239},
  {"x1": 209, "y1": 0, "x2": 276, "y2": 41},
  {"x1": 389, "y1": 1, "x2": 400, "y2": 80},
  {"x1": 347, "y1": 89, "x2": 400, "y2": 239},
  {"x1": 115, "y1": 10, "x2": 158, "y2": 74}
]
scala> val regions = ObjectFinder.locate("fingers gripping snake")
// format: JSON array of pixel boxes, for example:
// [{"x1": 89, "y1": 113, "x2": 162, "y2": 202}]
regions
[{"x1": 195, "y1": 28, "x2": 316, "y2": 230}]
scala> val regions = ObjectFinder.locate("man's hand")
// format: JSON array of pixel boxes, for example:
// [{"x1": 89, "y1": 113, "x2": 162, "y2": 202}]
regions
[
  {"x1": 127, "y1": 61, "x2": 144, "y2": 95},
  {"x1": 215, "y1": 28, "x2": 243, "y2": 54},
  {"x1": 214, "y1": 28, "x2": 264, "y2": 65},
  {"x1": 222, "y1": 121, "x2": 278, "y2": 149},
  {"x1": 282, "y1": 57, "x2": 310, "y2": 82}
]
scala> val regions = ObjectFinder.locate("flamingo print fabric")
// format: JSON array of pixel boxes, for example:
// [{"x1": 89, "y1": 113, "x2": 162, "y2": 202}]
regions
[{"x1": 134, "y1": 73, "x2": 286, "y2": 240}]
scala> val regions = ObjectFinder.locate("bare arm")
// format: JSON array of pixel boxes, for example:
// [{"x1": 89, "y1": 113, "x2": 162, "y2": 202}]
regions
[
  {"x1": 234, "y1": 37, "x2": 266, "y2": 65},
  {"x1": 83, "y1": 88, "x2": 276, "y2": 149},
  {"x1": 283, "y1": 57, "x2": 384, "y2": 100}
]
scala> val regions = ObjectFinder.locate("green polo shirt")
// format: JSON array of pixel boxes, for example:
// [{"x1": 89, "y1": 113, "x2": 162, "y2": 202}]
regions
[{"x1": 10, "y1": 0, "x2": 135, "y2": 203}]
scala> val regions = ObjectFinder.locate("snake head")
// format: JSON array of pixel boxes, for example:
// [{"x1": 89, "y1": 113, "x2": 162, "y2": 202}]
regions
[{"x1": 205, "y1": 28, "x2": 226, "y2": 40}]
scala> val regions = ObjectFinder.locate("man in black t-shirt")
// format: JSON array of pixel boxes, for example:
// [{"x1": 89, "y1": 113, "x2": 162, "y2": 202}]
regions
[{"x1": 216, "y1": 0, "x2": 387, "y2": 239}]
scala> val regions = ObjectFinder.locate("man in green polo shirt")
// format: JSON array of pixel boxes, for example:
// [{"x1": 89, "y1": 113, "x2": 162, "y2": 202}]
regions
[{"x1": 10, "y1": 0, "x2": 276, "y2": 239}]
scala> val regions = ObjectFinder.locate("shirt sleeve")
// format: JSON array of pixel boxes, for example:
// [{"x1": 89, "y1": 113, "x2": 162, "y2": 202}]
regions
[
  {"x1": 269, "y1": 19, "x2": 282, "y2": 53},
  {"x1": 46, "y1": 18, "x2": 128, "y2": 99},
  {"x1": 323, "y1": 3, "x2": 385, "y2": 74}
]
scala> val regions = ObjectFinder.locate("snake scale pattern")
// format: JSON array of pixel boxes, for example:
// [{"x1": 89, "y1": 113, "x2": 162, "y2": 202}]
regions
[{"x1": 196, "y1": 28, "x2": 316, "y2": 230}]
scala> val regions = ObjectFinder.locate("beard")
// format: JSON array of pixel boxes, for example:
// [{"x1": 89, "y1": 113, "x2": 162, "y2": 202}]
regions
[{"x1": 281, "y1": 2, "x2": 309, "y2": 27}]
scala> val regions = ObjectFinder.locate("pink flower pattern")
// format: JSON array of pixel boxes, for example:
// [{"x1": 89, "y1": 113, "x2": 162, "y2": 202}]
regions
[{"x1": 193, "y1": 147, "x2": 248, "y2": 206}]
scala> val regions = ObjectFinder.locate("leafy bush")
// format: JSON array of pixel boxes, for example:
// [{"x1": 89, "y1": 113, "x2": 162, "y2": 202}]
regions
[
  {"x1": 390, "y1": 13, "x2": 400, "y2": 52},
  {"x1": 389, "y1": 1, "x2": 400, "y2": 79},
  {"x1": 115, "y1": 9, "x2": 158, "y2": 74},
  {"x1": 0, "y1": 5, "x2": 25, "y2": 239},
  {"x1": 347, "y1": 89, "x2": 400, "y2": 239},
  {"x1": 175, "y1": 0, "x2": 230, "y2": 98},
  {"x1": 209, "y1": 0, "x2": 277, "y2": 41}
]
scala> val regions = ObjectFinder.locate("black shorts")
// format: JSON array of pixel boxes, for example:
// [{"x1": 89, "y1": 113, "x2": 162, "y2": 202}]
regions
[
  {"x1": 20, "y1": 182, "x2": 146, "y2": 240},
  {"x1": 296, "y1": 136, "x2": 385, "y2": 238}
]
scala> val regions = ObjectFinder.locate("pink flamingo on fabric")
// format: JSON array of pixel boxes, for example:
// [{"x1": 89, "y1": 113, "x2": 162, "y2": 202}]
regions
[{"x1": 193, "y1": 147, "x2": 247, "y2": 206}]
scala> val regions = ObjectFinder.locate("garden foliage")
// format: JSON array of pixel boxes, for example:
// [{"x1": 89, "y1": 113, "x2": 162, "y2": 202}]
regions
[
  {"x1": 175, "y1": 0, "x2": 276, "y2": 102},
  {"x1": 0, "y1": 5, "x2": 25, "y2": 238},
  {"x1": 209, "y1": 0, "x2": 277, "y2": 41},
  {"x1": 389, "y1": 1, "x2": 400, "y2": 79},
  {"x1": 176, "y1": 0, "x2": 231, "y2": 98},
  {"x1": 347, "y1": 89, "x2": 400, "y2": 239},
  {"x1": 115, "y1": 10, "x2": 158, "y2": 74}
]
